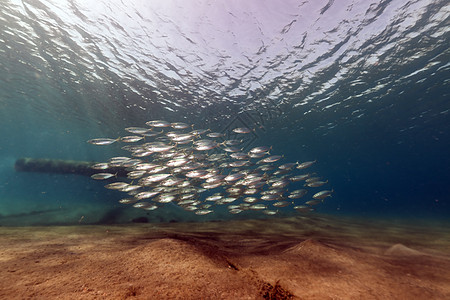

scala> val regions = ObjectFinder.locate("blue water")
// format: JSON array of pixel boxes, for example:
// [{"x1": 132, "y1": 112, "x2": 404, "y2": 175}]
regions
[{"x1": 0, "y1": 0, "x2": 449, "y2": 225}]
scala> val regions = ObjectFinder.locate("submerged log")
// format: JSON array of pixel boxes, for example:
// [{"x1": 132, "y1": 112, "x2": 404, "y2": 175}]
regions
[{"x1": 14, "y1": 158, "x2": 128, "y2": 177}]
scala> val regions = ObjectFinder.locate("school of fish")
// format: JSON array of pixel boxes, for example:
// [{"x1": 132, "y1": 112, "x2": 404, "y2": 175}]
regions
[{"x1": 88, "y1": 120, "x2": 333, "y2": 216}]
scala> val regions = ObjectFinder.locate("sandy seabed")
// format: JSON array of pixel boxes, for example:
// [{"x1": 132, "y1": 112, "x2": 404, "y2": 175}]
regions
[{"x1": 1, "y1": 214, "x2": 449, "y2": 300}]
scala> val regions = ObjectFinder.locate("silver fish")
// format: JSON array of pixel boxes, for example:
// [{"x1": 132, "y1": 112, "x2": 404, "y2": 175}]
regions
[
  {"x1": 290, "y1": 174, "x2": 310, "y2": 181},
  {"x1": 91, "y1": 173, "x2": 115, "y2": 180},
  {"x1": 195, "y1": 209, "x2": 213, "y2": 215},
  {"x1": 207, "y1": 132, "x2": 224, "y2": 138},
  {"x1": 171, "y1": 122, "x2": 190, "y2": 129},
  {"x1": 273, "y1": 201, "x2": 290, "y2": 207},
  {"x1": 250, "y1": 204, "x2": 266, "y2": 210},
  {"x1": 306, "y1": 199, "x2": 322, "y2": 206},
  {"x1": 249, "y1": 146, "x2": 271, "y2": 154},
  {"x1": 306, "y1": 181, "x2": 328, "y2": 187},
  {"x1": 87, "y1": 138, "x2": 117, "y2": 146},
  {"x1": 279, "y1": 163, "x2": 297, "y2": 170},
  {"x1": 104, "y1": 182, "x2": 129, "y2": 190},
  {"x1": 146, "y1": 120, "x2": 171, "y2": 127},
  {"x1": 294, "y1": 205, "x2": 312, "y2": 213},
  {"x1": 223, "y1": 139, "x2": 242, "y2": 146},
  {"x1": 313, "y1": 190, "x2": 333, "y2": 200},
  {"x1": 121, "y1": 136, "x2": 144, "y2": 143},
  {"x1": 232, "y1": 127, "x2": 252, "y2": 134},
  {"x1": 262, "y1": 210, "x2": 278, "y2": 215},
  {"x1": 91, "y1": 163, "x2": 110, "y2": 170},
  {"x1": 135, "y1": 191, "x2": 160, "y2": 200},
  {"x1": 125, "y1": 127, "x2": 149, "y2": 134},
  {"x1": 288, "y1": 189, "x2": 308, "y2": 199},
  {"x1": 119, "y1": 198, "x2": 139, "y2": 204},
  {"x1": 297, "y1": 160, "x2": 317, "y2": 169},
  {"x1": 140, "y1": 173, "x2": 171, "y2": 183},
  {"x1": 261, "y1": 155, "x2": 283, "y2": 163}
]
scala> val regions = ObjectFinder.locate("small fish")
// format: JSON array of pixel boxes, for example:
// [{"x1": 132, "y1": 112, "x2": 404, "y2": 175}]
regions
[
  {"x1": 118, "y1": 184, "x2": 141, "y2": 192},
  {"x1": 206, "y1": 174, "x2": 227, "y2": 184},
  {"x1": 223, "y1": 139, "x2": 242, "y2": 146},
  {"x1": 250, "y1": 204, "x2": 267, "y2": 210},
  {"x1": 273, "y1": 169, "x2": 290, "y2": 176},
  {"x1": 262, "y1": 210, "x2": 278, "y2": 215},
  {"x1": 202, "y1": 182, "x2": 222, "y2": 189},
  {"x1": 229, "y1": 161, "x2": 251, "y2": 167},
  {"x1": 230, "y1": 152, "x2": 250, "y2": 160},
  {"x1": 171, "y1": 122, "x2": 190, "y2": 129},
  {"x1": 133, "y1": 202, "x2": 150, "y2": 208},
  {"x1": 306, "y1": 180, "x2": 328, "y2": 187},
  {"x1": 142, "y1": 204, "x2": 159, "y2": 211},
  {"x1": 306, "y1": 199, "x2": 322, "y2": 206},
  {"x1": 243, "y1": 197, "x2": 258, "y2": 203},
  {"x1": 166, "y1": 158, "x2": 189, "y2": 167},
  {"x1": 207, "y1": 132, "x2": 224, "y2": 138},
  {"x1": 195, "y1": 143, "x2": 218, "y2": 151},
  {"x1": 142, "y1": 131, "x2": 163, "y2": 137},
  {"x1": 133, "y1": 163, "x2": 158, "y2": 171},
  {"x1": 140, "y1": 173, "x2": 171, "y2": 183},
  {"x1": 184, "y1": 205, "x2": 199, "y2": 211},
  {"x1": 146, "y1": 120, "x2": 171, "y2": 127},
  {"x1": 233, "y1": 127, "x2": 252, "y2": 134},
  {"x1": 104, "y1": 182, "x2": 129, "y2": 190},
  {"x1": 121, "y1": 136, "x2": 144, "y2": 143},
  {"x1": 249, "y1": 146, "x2": 271, "y2": 154},
  {"x1": 248, "y1": 152, "x2": 267, "y2": 159},
  {"x1": 186, "y1": 170, "x2": 209, "y2": 178},
  {"x1": 119, "y1": 198, "x2": 139, "y2": 204},
  {"x1": 294, "y1": 205, "x2": 312, "y2": 213},
  {"x1": 109, "y1": 157, "x2": 131, "y2": 163},
  {"x1": 313, "y1": 189, "x2": 333, "y2": 200},
  {"x1": 248, "y1": 181, "x2": 265, "y2": 189},
  {"x1": 125, "y1": 127, "x2": 149, "y2": 134},
  {"x1": 195, "y1": 209, "x2": 213, "y2": 215},
  {"x1": 206, "y1": 194, "x2": 223, "y2": 201},
  {"x1": 243, "y1": 188, "x2": 259, "y2": 195},
  {"x1": 261, "y1": 155, "x2": 283, "y2": 163},
  {"x1": 91, "y1": 163, "x2": 110, "y2": 170},
  {"x1": 305, "y1": 177, "x2": 321, "y2": 183},
  {"x1": 257, "y1": 164, "x2": 275, "y2": 171},
  {"x1": 147, "y1": 144, "x2": 174, "y2": 153},
  {"x1": 87, "y1": 138, "x2": 117, "y2": 146},
  {"x1": 156, "y1": 193, "x2": 177, "y2": 203},
  {"x1": 290, "y1": 174, "x2": 310, "y2": 182},
  {"x1": 178, "y1": 199, "x2": 197, "y2": 206},
  {"x1": 222, "y1": 197, "x2": 238, "y2": 203},
  {"x1": 271, "y1": 179, "x2": 289, "y2": 189},
  {"x1": 279, "y1": 163, "x2": 297, "y2": 170},
  {"x1": 91, "y1": 173, "x2": 115, "y2": 180},
  {"x1": 261, "y1": 194, "x2": 280, "y2": 201},
  {"x1": 273, "y1": 201, "x2": 290, "y2": 207},
  {"x1": 297, "y1": 160, "x2": 317, "y2": 169},
  {"x1": 288, "y1": 189, "x2": 308, "y2": 199},
  {"x1": 127, "y1": 170, "x2": 147, "y2": 179},
  {"x1": 191, "y1": 129, "x2": 209, "y2": 136},
  {"x1": 222, "y1": 146, "x2": 241, "y2": 153},
  {"x1": 171, "y1": 134, "x2": 193, "y2": 142},
  {"x1": 135, "y1": 191, "x2": 160, "y2": 200},
  {"x1": 225, "y1": 173, "x2": 245, "y2": 182}
]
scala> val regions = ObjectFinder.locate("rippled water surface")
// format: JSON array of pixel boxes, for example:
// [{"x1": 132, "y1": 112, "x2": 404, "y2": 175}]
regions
[{"x1": 0, "y1": 0, "x2": 449, "y2": 225}]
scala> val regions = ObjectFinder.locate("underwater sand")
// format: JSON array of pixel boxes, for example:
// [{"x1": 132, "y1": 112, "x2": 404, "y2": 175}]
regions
[{"x1": 1, "y1": 214, "x2": 449, "y2": 299}]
